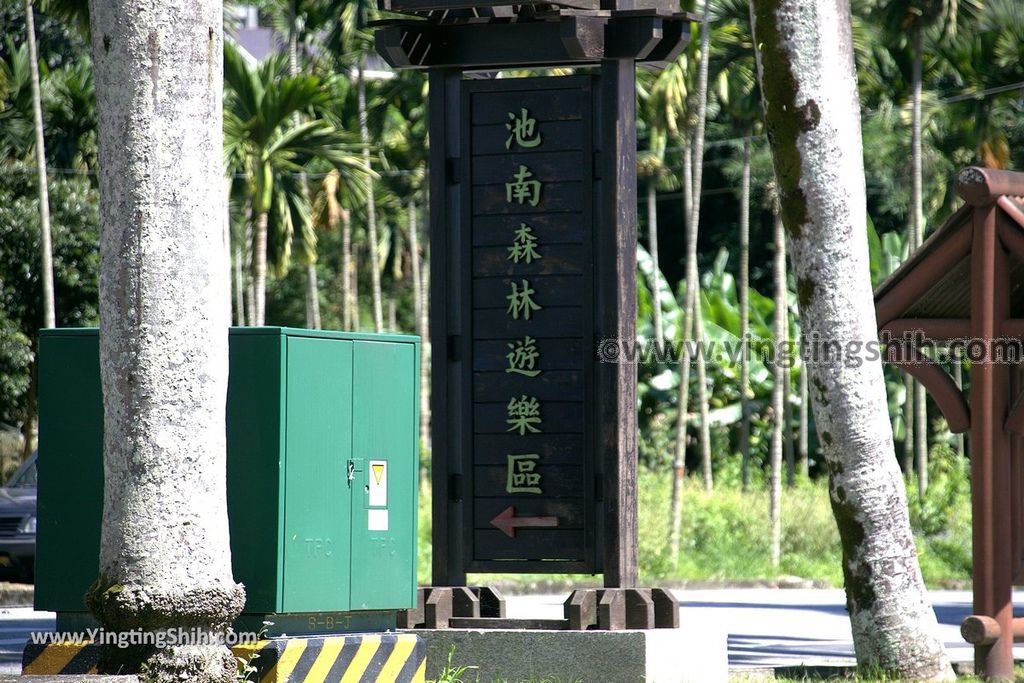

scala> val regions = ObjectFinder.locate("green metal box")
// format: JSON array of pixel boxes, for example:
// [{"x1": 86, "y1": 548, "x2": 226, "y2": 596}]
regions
[{"x1": 36, "y1": 327, "x2": 419, "y2": 629}]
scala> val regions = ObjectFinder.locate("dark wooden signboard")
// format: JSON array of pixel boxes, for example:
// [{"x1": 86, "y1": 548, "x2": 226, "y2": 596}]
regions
[
  {"x1": 433, "y1": 75, "x2": 620, "y2": 579},
  {"x1": 469, "y1": 77, "x2": 597, "y2": 573}
]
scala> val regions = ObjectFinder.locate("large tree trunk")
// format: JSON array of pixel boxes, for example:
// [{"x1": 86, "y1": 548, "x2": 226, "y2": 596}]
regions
[
  {"x1": 88, "y1": 1, "x2": 244, "y2": 679},
  {"x1": 25, "y1": 0, "x2": 55, "y2": 331},
  {"x1": 252, "y1": 210, "x2": 269, "y2": 325},
  {"x1": 357, "y1": 57, "x2": 384, "y2": 333},
  {"x1": 769, "y1": 208, "x2": 785, "y2": 569},
  {"x1": 739, "y1": 137, "x2": 752, "y2": 491},
  {"x1": 750, "y1": 0, "x2": 953, "y2": 677},
  {"x1": 647, "y1": 180, "x2": 665, "y2": 352}
]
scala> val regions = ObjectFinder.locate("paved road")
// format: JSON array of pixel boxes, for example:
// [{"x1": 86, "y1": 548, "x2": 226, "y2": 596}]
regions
[
  {"x1": 506, "y1": 588, "x2": 1024, "y2": 672},
  {"x1": 1, "y1": 589, "x2": 1022, "y2": 675}
]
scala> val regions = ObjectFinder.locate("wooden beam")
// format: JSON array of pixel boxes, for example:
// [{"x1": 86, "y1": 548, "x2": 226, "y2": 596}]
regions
[
  {"x1": 885, "y1": 343, "x2": 971, "y2": 434},
  {"x1": 969, "y1": 202, "x2": 1015, "y2": 679},
  {"x1": 880, "y1": 318, "x2": 971, "y2": 342},
  {"x1": 373, "y1": 14, "x2": 690, "y2": 70},
  {"x1": 957, "y1": 167, "x2": 1024, "y2": 207},
  {"x1": 596, "y1": 59, "x2": 638, "y2": 589},
  {"x1": 429, "y1": 69, "x2": 467, "y2": 587}
]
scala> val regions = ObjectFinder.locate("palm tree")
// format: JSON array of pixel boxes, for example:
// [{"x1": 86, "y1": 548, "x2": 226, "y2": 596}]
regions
[
  {"x1": 769, "y1": 204, "x2": 785, "y2": 570},
  {"x1": 223, "y1": 44, "x2": 364, "y2": 326},
  {"x1": 23, "y1": 0, "x2": 54, "y2": 331},
  {"x1": 325, "y1": 0, "x2": 386, "y2": 332},
  {"x1": 714, "y1": 0, "x2": 760, "y2": 490},
  {"x1": 875, "y1": 0, "x2": 980, "y2": 496}
]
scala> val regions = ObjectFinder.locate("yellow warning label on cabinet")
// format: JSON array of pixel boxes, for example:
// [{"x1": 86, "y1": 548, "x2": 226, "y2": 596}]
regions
[{"x1": 369, "y1": 459, "x2": 387, "y2": 507}]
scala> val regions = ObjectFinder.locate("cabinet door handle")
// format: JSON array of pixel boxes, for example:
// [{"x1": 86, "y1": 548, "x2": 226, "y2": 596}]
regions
[{"x1": 347, "y1": 460, "x2": 355, "y2": 485}]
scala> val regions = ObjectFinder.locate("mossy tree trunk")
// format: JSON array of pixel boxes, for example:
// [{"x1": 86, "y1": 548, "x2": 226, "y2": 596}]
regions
[
  {"x1": 749, "y1": 0, "x2": 953, "y2": 678},
  {"x1": 89, "y1": 0, "x2": 245, "y2": 679}
]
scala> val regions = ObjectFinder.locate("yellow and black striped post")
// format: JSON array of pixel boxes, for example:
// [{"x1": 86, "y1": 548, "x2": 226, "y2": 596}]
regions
[{"x1": 23, "y1": 633, "x2": 425, "y2": 683}]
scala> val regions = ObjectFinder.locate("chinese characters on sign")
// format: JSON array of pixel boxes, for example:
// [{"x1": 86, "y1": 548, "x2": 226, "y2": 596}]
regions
[
  {"x1": 465, "y1": 77, "x2": 595, "y2": 569},
  {"x1": 502, "y1": 110, "x2": 547, "y2": 495}
]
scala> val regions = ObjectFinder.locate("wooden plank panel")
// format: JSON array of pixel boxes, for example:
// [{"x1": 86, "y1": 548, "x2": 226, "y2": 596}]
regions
[
  {"x1": 473, "y1": 337, "x2": 585, "y2": 371},
  {"x1": 473, "y1": 433, "x2": 584, "y2": 465},
  {"x1": 474, "y1": 529, "x2": 585, "y2": 561},
  {"x1": 472, "y1": 120, "x2": 585, "y2": 157},
  {"x1": 474, "y1": 464, "x2": 583, "y2": 497},
  {"x1": 471, "y1": 245, "x2": 586, "y2": 278},
  {"x1": 474, "y1": 498, "x2": 586, "y2": 529},
  {"x1": 474, "y1": 277, "x2": 584, "y2": 309},
  {"x1": 471, "y1": 152, "x2": 586, "y2": 186},
  {"x1": 474, "y1": 401, "x2": 585, "y2": 435},
  {"x1": 471, "y1": 90, "x2": 586, "y2": 126},
  {"x1": 473, "y1": 307, "x2": 583, "y2": 339},
  {"x1": 472, "y1": 182, "x2": 584, "y2": 215},
  {"x1": 472, "y1": 214, "x2": 588, "y2": 247},
  {"x1": 473, "y1": 370, "x2": 583, "y2": 402}
]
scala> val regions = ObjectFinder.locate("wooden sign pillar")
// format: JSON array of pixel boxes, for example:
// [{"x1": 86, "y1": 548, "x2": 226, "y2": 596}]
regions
[
  {"x1": 378, "y1": 7, "x2": 689, "y2": 618},
  {"x1": 596, "y1": 59, "x2": 639, "y2": 589}
]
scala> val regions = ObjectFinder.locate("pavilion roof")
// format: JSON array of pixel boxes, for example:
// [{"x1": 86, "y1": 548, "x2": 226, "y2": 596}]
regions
[{"x1": 874, "y1": 167, "x2": 1024, "y2": 326}]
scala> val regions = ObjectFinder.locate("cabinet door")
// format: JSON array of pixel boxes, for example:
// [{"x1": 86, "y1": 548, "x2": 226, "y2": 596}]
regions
[
  {"x1": 283, "y1": 337, "x2": 353, "y2": 612},
  {"x1": 349, "y1": 341, "x2": 418, "y2": 609}
]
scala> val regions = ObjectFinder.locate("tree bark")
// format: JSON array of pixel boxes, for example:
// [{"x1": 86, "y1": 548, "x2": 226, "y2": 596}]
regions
[
  {"x1": 341, "y1": 207, "x2": 352, "y2": 328},
  {"x1": 750, "y1": 0, "x2": 953, "y2": 677},
  {"x1": 88, "y1": 0, "x2": 245, "y2": 679},
  {"x1": 305, "y1": 263, "x2": 321, "y2": 329},
  {"x1": 357, "y1": 56, "x2": 384, "y2": 333},
  {"x1": 252, "y1": 210, "x2": 269, "y2": 325},
  {"x1": 770, "y1": 208, "x2": 785, "y2": 569},
  {"x1": 739, "y1": 137, "x2": 752, "y2": 491}
]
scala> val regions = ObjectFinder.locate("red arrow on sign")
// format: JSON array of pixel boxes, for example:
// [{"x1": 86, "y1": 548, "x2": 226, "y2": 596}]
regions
[{"x1": 490, "y1": 506, "x2": 559, "y2": 538}]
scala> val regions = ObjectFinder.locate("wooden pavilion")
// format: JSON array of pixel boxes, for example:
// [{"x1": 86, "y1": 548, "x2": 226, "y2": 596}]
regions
[{"x1": 875, "y1": 167, "x2": 1024, "y2": 679}]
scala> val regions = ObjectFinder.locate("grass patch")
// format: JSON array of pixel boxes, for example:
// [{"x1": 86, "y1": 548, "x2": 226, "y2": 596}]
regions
[{"x1": 416, "y1": 446, "x2": 972, "y2": 587}]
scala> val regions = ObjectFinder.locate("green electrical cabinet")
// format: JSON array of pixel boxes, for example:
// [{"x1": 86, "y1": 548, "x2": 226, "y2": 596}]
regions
[{"x1": 36, "y1": 327, "x2": 419, "y2": 632}]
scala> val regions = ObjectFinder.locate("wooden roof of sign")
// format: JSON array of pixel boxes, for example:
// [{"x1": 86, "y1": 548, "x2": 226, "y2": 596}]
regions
[{"x1": 373, "y1": 7, "x2": 692, "y2": 70}]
